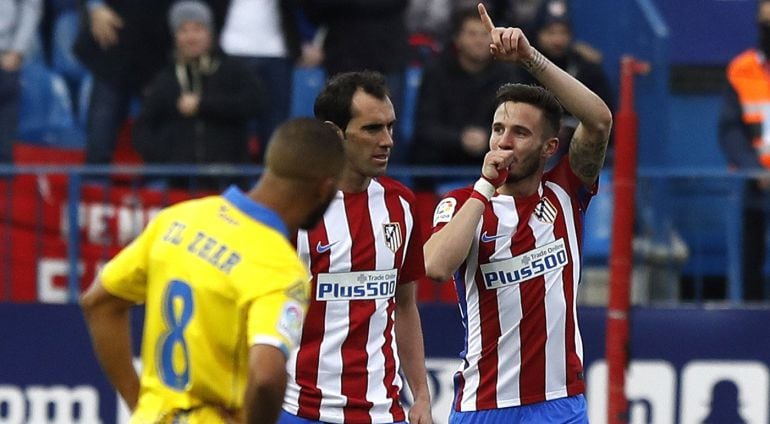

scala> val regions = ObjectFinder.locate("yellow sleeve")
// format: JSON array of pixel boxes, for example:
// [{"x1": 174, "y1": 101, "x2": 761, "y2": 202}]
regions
[
  {"x1": 99, "y1": 210, "x2": 167, "y2": 303},
  {"x1": 246, "y1": 278, "x2": 309, "y2": 358}
]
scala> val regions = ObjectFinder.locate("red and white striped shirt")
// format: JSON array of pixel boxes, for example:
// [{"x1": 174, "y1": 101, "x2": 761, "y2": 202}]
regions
[
  {"x1": 432, "y1": 157, "x2": 595, "y2": 411},
  {"x1": 284, "y1": 177, "x2": 425, "y2": 423}
]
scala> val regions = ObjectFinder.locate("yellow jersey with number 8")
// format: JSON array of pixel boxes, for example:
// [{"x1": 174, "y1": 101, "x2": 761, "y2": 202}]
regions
[{"x1": 99, "y1": 187, "x2": 309, "y2": 423}]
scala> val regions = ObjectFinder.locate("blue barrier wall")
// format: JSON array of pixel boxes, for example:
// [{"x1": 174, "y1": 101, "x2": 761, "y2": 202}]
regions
[
  {"x1": 653, "y1": 0, "x2": 755, "y2": 66},
  {"x1": 571, "y1": 0, "x2": 670, "y2": 168},
  {"x1": 2, "y1": 304, "x2": 768, "y2": 423}
]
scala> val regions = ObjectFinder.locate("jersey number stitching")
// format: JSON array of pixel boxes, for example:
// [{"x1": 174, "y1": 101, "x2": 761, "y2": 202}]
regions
[{"x1": 158, "y1": 280, "x2": 194, "y2": 390}]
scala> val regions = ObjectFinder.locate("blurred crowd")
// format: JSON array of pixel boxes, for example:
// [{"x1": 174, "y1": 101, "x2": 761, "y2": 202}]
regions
[{"x1": 1, "y1": 0, "x2": 613, "y2": 172}]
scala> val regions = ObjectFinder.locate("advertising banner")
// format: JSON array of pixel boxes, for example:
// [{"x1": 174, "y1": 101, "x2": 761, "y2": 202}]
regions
[{"x1": 1, "y1": 304, "x2": 767, "y2": 423}]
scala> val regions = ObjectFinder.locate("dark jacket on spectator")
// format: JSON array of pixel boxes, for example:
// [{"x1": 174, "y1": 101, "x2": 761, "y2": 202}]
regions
[
  {"x1": 301, "y1": 0, "x2": 408, "y2": 75},
  {"x1": 132, "y1": 51, "x2": 261, "y2": 164},
  {"x1": 73, "y1": 0, "x2": 229, "y2": 92},
  {"x1": 411, "y1": 51, "x2": 523, "y2": 165}
]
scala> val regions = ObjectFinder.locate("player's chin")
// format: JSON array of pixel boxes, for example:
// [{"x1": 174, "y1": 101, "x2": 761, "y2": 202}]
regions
[{"x1": 369, "y1": 159, "x2": 389, "y2": 173}]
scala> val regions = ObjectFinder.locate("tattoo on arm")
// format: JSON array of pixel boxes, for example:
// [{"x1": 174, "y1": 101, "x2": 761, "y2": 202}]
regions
[
  {"x1": 569, "y1": 135, "x2": 607, "y2": 182},
  {"x1": 522, "y1": 49, "x2": 547, "y2": 74}
]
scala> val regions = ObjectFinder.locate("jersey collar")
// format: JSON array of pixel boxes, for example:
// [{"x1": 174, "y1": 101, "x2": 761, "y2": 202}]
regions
[{"x1": 222, "y1": 186, "x2": 289, "y2": 238}]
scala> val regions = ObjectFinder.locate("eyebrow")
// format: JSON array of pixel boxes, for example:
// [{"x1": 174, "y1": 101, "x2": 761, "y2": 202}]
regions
[
  {"x1": 361, "y1": 120, "x2": 396, "y2": 130},
  {"x1": 492, "y1": 122, "x2": 532, "y2": 132}
]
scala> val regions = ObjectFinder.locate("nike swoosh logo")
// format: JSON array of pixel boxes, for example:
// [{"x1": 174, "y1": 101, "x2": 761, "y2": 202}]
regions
[
  {"x1": 316, "y1": 241, "x2": 338, "y2": 253},
  {"x1": 480, "y1": 231, "x2": 508, "y2": 243}
]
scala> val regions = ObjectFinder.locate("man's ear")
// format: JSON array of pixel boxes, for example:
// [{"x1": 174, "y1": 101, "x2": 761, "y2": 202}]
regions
[
  {"x1": 544, "y1": 136, "x2": 559, "y2": 157},
  {"x1": 324, "y1": 121, "x2": 345, "y2": 141}
]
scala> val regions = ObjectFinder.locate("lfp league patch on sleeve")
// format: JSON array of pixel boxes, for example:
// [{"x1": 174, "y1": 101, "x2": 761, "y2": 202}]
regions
[
  {"x1": 433, "y1": 198, "x2": 457, "y2": 227},
  {"x1": 278, "y1": 300, "x2": 305, "y2": 346}
]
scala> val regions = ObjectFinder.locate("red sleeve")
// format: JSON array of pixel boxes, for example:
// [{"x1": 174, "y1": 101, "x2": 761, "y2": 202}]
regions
[
  {"x1": 547, "y1": 154, "x2": 598, "y2": 210},
  {"x1": 430, "y1": 187, "x2": 473, "y2": 235},
  {"x1": 399, "y1": 201, "x2": 425, "y2": 284}
]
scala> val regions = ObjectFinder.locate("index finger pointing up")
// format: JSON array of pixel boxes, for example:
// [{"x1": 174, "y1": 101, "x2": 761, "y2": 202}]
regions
[{"x1": 478, "y1": 3, "x2": 495, "y2": 32}]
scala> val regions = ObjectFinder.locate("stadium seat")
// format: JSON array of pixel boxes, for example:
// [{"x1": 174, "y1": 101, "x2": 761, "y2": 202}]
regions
[
  {"x1": 18, "y1": 63, "x2": 85, "y2": 148},
  {"x1": 583, "y1": 171, "x2": 613, "y2": 266},
  {"x1": 77, "y1": 74, "x2": 92, "y2": 129},
  {"x1": 290, "y1": 66, "x2": 326, "y2": 118},
  {"x1": 22, "y1": 33, "x2": 46, "y2": 68},
  {"x1": 400, "y1": 65, "x2": 422, "y2": 145}
]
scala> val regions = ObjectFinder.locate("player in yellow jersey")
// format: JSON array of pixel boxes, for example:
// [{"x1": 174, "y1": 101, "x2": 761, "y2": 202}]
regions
[{"x1": 80, "y1": 118, "x2": 345, "y2": 424}]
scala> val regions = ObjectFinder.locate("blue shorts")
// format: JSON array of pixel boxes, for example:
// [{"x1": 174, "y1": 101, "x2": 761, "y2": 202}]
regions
[
  {"x1": 449, "y1": 394, "x2": 588, "y2": 424},
  {"x1": 278, "y1": 410, "x2": 407, "y2": 424}
]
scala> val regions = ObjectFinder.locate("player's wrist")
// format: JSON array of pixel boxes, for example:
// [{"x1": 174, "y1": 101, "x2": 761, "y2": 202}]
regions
[
  {"x1": 472, "y1": 177, "x2": 496, "y2": 203},
  {"x1": 522, "y1": 48, "x2": 548, "y2": 75}
]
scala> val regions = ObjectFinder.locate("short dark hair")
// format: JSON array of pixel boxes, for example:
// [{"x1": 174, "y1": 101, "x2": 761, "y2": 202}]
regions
[
  {"x1": 314, "y1": 71, "x2": 390, "y2": 131},
  {"x1": 266, "y1": 118, "x2": 345, "y2": 180},
  {"x1": 494, "y1": 83, "x2": 563, "y2": 139},
  {"x1": 450, "y1": 7, "x2": 481, "y2": 38}
]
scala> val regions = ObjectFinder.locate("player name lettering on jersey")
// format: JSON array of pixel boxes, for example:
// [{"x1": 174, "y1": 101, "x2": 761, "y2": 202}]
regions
[
  {"x1": 181, "y1": 226, "x2": 242, "y2": 275},
  {"x1": 316, "y1": 269, "x2": 398, "y2": 301},
  {"x1": 480, "y1": 238, "x2": 568, "y2": 289}
]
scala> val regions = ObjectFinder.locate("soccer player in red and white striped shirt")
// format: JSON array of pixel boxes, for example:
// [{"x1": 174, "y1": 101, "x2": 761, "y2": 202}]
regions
[
  {"x1": 280, "y1": 71, "x2": 433, "y2": 424},
  {"x1": 424, "y1": 4, "x2": 613, "y2": 423}
]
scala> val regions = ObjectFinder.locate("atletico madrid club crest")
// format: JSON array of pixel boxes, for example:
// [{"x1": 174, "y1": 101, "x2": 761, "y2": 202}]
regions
[{"x1": 382, "y1": 222, "x2": 402, "y2": 253}]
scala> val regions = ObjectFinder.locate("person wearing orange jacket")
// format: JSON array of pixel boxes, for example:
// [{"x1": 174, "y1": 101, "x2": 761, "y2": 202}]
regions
[{"x1": 719, "y1": 0, "x2": 770, "y2": 301}]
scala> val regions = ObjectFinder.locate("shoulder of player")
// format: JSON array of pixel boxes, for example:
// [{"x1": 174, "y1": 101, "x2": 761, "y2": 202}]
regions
[
  {"x1": 441, "y1": 186, "x2": 474, "y2": 203},
  {"x1": 375, "y1": 176, "x2": 418, "y2": 201}
]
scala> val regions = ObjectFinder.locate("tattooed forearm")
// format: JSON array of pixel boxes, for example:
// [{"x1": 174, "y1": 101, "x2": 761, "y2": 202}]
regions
[
  {"x1": 569, "y1": 135, "x2": 607, "y2": 182},
  {"x1": 522, "y1": 49, "x2": 547, "y2": 74}
]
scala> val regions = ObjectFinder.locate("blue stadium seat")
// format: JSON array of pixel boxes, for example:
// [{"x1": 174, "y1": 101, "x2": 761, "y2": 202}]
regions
[
  {"x1": 583, "y1": 171, "x2": 613, "y2": 266},
  {"x1": 77, "y1": 74, "x2": 92, "y2": 128},
  {"x1": 400, "y1": 65, "x2": 422, "y2": 145},
  {"x1": 290, "y1": 67, "x2": 326, "y2": 118},
  {"x1": 18, "y1": 63, "x2": 84, "y2": 148}
]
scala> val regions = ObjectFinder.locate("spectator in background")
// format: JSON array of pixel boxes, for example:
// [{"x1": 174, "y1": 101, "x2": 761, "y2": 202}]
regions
[
  {"x1": 131, "y1": 0, "x2": 261, "y2": 189},
  {"x1": 494, "y1": 0, "x2": 547, "y2": 32},
  {"x1": 405, "y1": 0, "x2": 542, "y2": 64},
  {"x1": 521, "y1": 0, "x2": 613, "y2": 165},
  {"x1": 220, "y1": 0, "x2": 321, "y2": 163},
  {"x1": 718, "y1": 0, "x2": 770, "y2": 301},
  {"x1": 406, "y1": 0, "x2": 450, "y2": 42},
  {"x1": 73, "y1": 0, "x2": 228, "y2": 165},
  {"x1": 301, "y1": 0, "x2": 411, "y2": 162},
  {"x1": 411, "y1": 7, "x2": 524, "y2": 170},
  {"x1": 0, "y1": 0, "x2": 42, "y2": 164}
]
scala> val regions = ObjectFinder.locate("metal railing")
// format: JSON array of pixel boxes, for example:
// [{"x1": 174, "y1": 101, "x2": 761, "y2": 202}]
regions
[{"x1": 0, "y1": 164, "x2": 764, "y2": 305}]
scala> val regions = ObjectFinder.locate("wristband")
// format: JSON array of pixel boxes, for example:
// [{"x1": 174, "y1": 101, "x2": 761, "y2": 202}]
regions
[{"x1": 472, "y1": 177, "x2": 496, "y2": 202}]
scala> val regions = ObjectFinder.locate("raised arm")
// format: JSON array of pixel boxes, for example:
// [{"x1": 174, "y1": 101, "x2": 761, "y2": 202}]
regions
[{"x1": 478, "y1": 3, "x2": 612, "y2": 185}]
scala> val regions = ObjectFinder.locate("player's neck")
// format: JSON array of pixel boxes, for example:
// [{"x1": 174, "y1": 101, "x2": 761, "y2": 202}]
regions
[
  {"x1": 338, "y1": 168, "x2": 371, "y2": 193},
  {"x1": 248, "y1": 180, "x2": 300, "y2": 234},
  {"x1": 497, "y1": 174, "x2": 543, "y2": 198}
]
